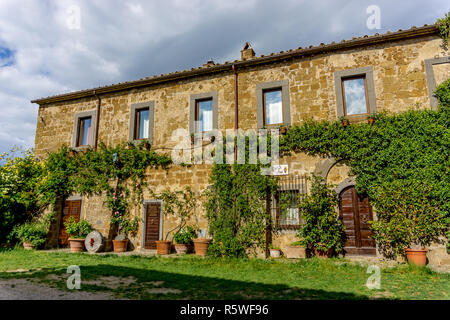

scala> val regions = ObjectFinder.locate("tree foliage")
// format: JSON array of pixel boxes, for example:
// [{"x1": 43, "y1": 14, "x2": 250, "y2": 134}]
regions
[
  {"x1": 296, "y1": 175, "x2": 346, "y2": 255},
  {"x1": 280, "y1": 80, "x2": 450, "y2": 257}
]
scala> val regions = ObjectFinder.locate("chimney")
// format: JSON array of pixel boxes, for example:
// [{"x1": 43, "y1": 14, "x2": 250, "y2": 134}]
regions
[
  {"x1": 240, "y1": 42, "x2": 255, "y2": 61},
  {"x1": 203, "y1": 59, "x2": 215, "y2": 67}
]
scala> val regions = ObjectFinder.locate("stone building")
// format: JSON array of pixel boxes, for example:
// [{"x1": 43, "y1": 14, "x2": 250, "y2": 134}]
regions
[{"x1": 32, "y1": 24, "x2": 449, "y2": 264}]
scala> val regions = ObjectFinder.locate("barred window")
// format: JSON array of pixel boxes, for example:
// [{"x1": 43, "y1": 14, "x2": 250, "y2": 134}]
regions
[{"x1": 272, "y1": 175, "x2": 307, "y2": 230}]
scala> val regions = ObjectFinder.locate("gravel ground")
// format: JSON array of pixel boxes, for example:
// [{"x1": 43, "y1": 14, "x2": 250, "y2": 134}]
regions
[{"x1": 0, "y1": 278, "x2": 118, "y2": 300}]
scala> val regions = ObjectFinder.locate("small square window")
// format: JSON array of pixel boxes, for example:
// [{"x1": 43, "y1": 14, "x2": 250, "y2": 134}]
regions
[
  {"x1": 342, "y1": 76, "x2": 369, "y2": 115},
  {"x1": 195, "y1": 98, "x2": 213, "y2": 132},
  {"x1": 263, "y1": 89, "x2": 283, "y2": 126},
  {"x1": 134, "y1": 108, "x2": 150, "y2": 140},
  {"x1": 76, "y1": 117, "x2": 92, "y2": 147}
]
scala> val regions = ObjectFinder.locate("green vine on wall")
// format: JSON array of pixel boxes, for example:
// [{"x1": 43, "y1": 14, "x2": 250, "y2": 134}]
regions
[
  {"x1": 279, "y1": 79, "x2": 450, "y2": 257},
  {"x1": 437, "y1": 12, "x2": 450, "y2": 50},
  {"x1": 39, "y1": 141, "x2": 172, "y2": 239}
]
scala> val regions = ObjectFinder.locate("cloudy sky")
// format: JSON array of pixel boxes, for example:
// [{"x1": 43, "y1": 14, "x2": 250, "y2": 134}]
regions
[{"x1": 0, "y1": 0, "x2": 448, "y2": 155}]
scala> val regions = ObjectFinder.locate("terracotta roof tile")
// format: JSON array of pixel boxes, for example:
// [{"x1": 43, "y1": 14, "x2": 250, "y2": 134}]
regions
[{"x1": 32, "y1": 24, "x2": 439, "y2": 104}]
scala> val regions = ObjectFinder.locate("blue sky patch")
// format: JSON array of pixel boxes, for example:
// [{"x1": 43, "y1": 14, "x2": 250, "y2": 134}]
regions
[{"x1": 0, "y1": 46, "x2": 14, "y2": 67}]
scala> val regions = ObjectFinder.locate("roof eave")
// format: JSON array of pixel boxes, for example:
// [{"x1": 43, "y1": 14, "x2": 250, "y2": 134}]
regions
[{"x1": 31, "y1": 24, "x2": 439, "y2": 105}]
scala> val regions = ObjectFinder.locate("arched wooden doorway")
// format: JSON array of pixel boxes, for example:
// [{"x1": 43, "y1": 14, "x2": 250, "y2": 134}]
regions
[{"x1": 339, "y1": 186, "x2": 376, "y2": 255}]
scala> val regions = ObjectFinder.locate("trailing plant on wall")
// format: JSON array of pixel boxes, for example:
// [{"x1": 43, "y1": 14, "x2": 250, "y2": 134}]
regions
[
  {"x1": 280, "y1": 79, "x2": 450, "y2": 257},
  {"x1": 33, "y1": 141, "x2": 172, "y2": 240},
  {"x1": 153, "y1": 186, "x2": 199, "y2": 241},
  {"x1": 205, "y1": 151, "x2": 278, "y2": 257},
  {"x1": 437, "y1": 12, "x2": 450, "y2": 50}
]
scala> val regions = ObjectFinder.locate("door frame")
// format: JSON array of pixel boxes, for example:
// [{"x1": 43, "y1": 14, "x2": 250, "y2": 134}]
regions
[
  {"x1": 337, "y1": 183, "x2": 376, "y2": 256},
  {"x1": 141, "y1": 200, "x2": 163, "y2": 252}
]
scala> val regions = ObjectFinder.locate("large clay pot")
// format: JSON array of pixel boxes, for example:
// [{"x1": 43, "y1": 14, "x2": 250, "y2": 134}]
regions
[
  {"x1": 284, "y1": 245, "x2": 306, "y2": 259},
  {"x1": 69, "y1": 238, "x2": 85, "y2": 253},
  {"x1": 193, "y1": 238, "x2": 211, "y2": 256},
  {"x1": 155, "y1": 240, "x2": 172, "y2": 255},
  {"x1": 174, "y1": 243, "x2": 190, "y2": 254},
  {"x1": 112, "y1": 239, "x2": 129, "y2": 253},
  {"x1": 405, "y1": 248, "x2": 427, "y2": 266},
  {"x1": 23, "y1": 241, "x2": 34, "y2": 250},
  {"x1": 314, "y1": 248, "x2": 333, "y2": 258}
]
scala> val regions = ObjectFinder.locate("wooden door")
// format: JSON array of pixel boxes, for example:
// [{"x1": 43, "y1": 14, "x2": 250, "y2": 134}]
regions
[
  {"x1": 339, "y1": 186, "x2": 376, "y2": 255},
  {"x1": 59, "y1": 200, "x2": 81, "y2": 246},
  {"x1": 144, "y1": 203, "x2": 161, "y2": 249}
]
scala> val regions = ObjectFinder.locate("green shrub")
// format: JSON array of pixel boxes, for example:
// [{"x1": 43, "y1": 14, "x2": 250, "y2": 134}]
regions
[
  {"x1": 173, "y1": 226, "x2": 196, "y2": 244},
  {"x1": 296, "y1": 175, "x2": 345, "y2": 255},
  {"x1": 11, "y1": 221, "x2": 48, "y2": 248},
  {"x1": 64, "y1": 216, "x2": 93, "y2": 239},
  {"x1": 370, "y1": 181, "x2": 448, "y2": 258},
  {"x1": 435, "y1": 78, "x2": 450, "y2": 109}
]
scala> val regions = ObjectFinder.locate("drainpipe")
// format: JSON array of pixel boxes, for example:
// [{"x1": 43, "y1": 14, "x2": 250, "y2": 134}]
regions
[
  {"x1": 232, "y1": 65, "x2": 238, "y2": 162},
  {"x1": 93, "y1": 90, "x2": 101, "y2": 150}
]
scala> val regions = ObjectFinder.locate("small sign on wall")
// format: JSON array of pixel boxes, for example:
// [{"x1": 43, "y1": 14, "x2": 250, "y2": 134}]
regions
[{"x1": 271, "y1": 165, "x2": 289, "y2": 176}]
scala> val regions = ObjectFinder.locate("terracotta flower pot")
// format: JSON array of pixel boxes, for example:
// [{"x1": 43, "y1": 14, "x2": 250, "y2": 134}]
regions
[
  {"x1": 112, "y1": 239, "x2": 129, "y2": 253},
  {"x1": 269, "y1": 249, "x2": 281, "y2": 258},
  {"x1": 193, "y1": 238, "x2": 211, "y2": 256},
  {"x1": 314, "y1": 248, "x2": 333, "y2": 258},
  {"x1": 284, "y1": 245, "x2": 305, "y2": 259},
  {"x1": 23, "y1": 241, "x2": 34, "y2": 250},
  {"x1": 174, "y1": 243, "x2": 190, "y2": 254},
  {"x1": 155, "y1": 240, "x2": 172, "y2": 255},
  {"x1": 69, "y1": 238, "x2": 85, "y2": 253},
  {"x1": 280, "y1": 126, "x2": 287, "y2": 135},
  {"x1": 405, "y1": 248, "x2": 427, "y2": 266}
]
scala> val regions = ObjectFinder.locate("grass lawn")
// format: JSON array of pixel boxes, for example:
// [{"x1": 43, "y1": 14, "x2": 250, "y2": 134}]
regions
[{"x1": 0, "y1": 249, "x2": 448, "y2": 300}]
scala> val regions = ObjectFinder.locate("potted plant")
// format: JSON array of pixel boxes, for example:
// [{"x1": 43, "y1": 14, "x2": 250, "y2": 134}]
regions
[
  {"x1": 370, "y1": 182, "x2": 447, "y2": 266},
  {"x1": 154, "y1": 187, "x2": 198, "y2": 255},
  {"x1": 112, "y1": 217, "x2": 139, "y2": 253},
  {"x1": 64, "y1": 216, "x2": 93, "y2": 252},
  {"x1": 269, "y1": 245, "x2": 281, "y2": 258},
  {"x1": 108, "y1": 189, "x2": 139, "y2": 253},
  {"x1": 11, "y1": 220, "x2": 49, "y2": 250},
  {"x1": 193, "y1": 236, "x2": 212, "y2": 257},
  {"x1": 296, "y1": 175, "x2": 345, "y2": 258},
  {"x1": 284, "y1": 241, "x2": 306, "y2": 259},
  {"x1": 173, "y1": 226, "x2": 196, "y2": 254}
]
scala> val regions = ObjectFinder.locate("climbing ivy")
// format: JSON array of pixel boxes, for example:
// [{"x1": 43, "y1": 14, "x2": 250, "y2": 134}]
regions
[
  {"x1": 38, "y1": 142, "x2": 171, "y2": 239},
  {"x1": 280, "y1": 80, "x2": 450, "y2": 257},
  {"x1": 437, "y1": 12, "x2": 450, "y2": 50}
]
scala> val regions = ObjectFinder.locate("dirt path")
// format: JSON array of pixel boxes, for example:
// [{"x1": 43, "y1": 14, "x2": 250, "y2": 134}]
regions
[{"x1": 0, "y1": 278, "x2": 118, "y2": 300}]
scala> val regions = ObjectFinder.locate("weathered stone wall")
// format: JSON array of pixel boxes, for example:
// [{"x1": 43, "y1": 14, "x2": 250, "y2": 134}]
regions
[{"x1": 35, "y1": 34, "x2": 449, "y2": 263}]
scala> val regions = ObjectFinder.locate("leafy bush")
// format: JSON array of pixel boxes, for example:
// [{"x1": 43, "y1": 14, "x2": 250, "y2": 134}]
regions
[
  {"x1": 173, "y1": 226, "x2": 196, "y2": 244},
  {"x1": 205, "y1": 162, "x2": 277, "y2": 258},
  {"x1": 296, "y1": 175, "x2": 345, "y2": 255},
  {"x1": 0, "y1": 147, "x2": 45, "y2": 244},
  {"x1": 11, "y1": 221, "x2": 48, "y2": 248},
  {"x1": 370, "y1": 181, "x2": 448, "y2": 257},
  {"x1": 154, "y1": 187, "x2": 198, "y2": 241},
  {"x1": 435, "y1": 78, "x2": 450, "y2": 109},
  {"x1": 64, "y1": 216, "x2": 93, "y2": 239}
]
